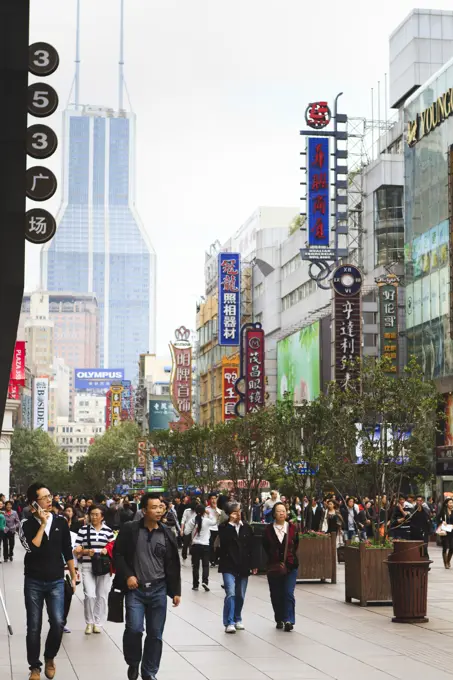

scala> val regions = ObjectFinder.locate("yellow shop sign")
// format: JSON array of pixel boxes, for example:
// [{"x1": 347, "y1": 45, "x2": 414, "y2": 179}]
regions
[{"x1": 407, "y1": 89, "x2": 453, "y2": 146}]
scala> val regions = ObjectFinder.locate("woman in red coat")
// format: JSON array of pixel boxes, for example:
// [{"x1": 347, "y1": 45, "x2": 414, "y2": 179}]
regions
[{"x1": 262, "y1": 502, "x2": 299, "y2": 631}]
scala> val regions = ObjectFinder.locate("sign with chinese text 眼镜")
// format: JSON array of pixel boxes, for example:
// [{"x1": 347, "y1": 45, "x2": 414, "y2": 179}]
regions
[
  {"x1": 218, "y1": 253, "x2": 241, "y2": 346},
  {"x1": 308, "y1": 137, "x2": 330, "y2": 248},
  {"x1": 332, "y1": 265, "x2": 363, "y2": 389},
  {"x1": 245, "y1": 328, "x2": 265, "y2": 414},
  {"x1": 377, "y1": 275, "x2": 399, "y2": 374},
  {"x1": 222, "y1": 366, "x2": 239, "y2": 421}
]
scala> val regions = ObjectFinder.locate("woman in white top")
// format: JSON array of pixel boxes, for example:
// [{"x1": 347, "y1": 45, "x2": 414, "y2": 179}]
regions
[
  {"x1": 180, "y1": 500, "x2": 197, "y2": 561},
  {"x1": 184, "y1": 504, "x2": 217, "y2": 591},
  {"x1": 74, "y1": 505, "x2": 114, "y2": 634}
]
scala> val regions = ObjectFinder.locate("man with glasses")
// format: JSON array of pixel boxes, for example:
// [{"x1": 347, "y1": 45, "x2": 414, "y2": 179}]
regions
[
  {"x1": 19, "y1": 483, "x2": 76, "y2": 680},
  {"x1": 115, "y1": 493, "x2": 181, "y2": 680}
]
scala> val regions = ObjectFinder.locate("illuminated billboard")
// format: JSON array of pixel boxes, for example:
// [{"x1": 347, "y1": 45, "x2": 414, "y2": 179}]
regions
[{"x1": 277, "y1": 322, "x2": 320, "y2": 402}]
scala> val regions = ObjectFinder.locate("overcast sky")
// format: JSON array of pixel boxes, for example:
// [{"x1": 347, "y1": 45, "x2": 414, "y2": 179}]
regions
[{"x1": 27, "y1": 1, "x2": 453, "y2": 355}]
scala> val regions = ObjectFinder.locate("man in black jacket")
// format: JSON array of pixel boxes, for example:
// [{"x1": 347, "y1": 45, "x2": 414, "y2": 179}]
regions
[
  {"x1": 19, "y1": 482, "x2": 76, "y2": 680},
  {"x1": 115, "y1": 493, "x2": 181, "y2": 680},
  {"x1": 218, "y1": 502, "x2": 258, "y2": 634}
]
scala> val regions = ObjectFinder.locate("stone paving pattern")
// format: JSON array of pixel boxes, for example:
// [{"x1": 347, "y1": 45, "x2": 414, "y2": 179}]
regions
[{"x1": 1, "y1": 544, "x2": 453, "y2": 679}]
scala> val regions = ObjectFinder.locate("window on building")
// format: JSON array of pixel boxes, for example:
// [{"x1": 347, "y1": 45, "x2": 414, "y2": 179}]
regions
[{"x1": 374, "y1": 186, "x2": 404, "y2": 266}]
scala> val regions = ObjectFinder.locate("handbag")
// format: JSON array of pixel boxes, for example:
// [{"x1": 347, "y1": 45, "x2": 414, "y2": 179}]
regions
[
  {"x1": 436, "y1": 523, "x2": 447, "y2": 537},
  {"x1": 87, "y1": 525, "x2": 111, "y2": 576},
  {"x1": 107, "y1": 587, "x2": 124, "y2": 623},
  {"x1": 267, "y1": 526, "x2": 289, "y2": 577}
]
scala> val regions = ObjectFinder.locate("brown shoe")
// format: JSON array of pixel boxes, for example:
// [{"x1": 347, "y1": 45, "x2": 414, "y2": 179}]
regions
[
  {"x1": 44, "y1": 659, "x2": 56, "y2": 679},
  {"x1": 29, "y1": 670, "x2": 40, "y2": 680}
]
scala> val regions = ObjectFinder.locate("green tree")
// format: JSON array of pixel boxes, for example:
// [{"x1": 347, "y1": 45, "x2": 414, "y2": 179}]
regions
[
  {"x1": 322, "y1": 357, "x2": 440, "y2": 539},
  {"x1": 71, "y1": 421, "x2": 141, "y2": 495},
  {"x1": 10, "y1": 428, "x2": 69, "y2": 494}
]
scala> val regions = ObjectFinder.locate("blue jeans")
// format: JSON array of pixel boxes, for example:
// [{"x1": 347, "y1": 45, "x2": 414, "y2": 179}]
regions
[
  {"x1": 124, "y1": 582, "x2": 167, "y2": 677},
  {"x1": 267, "y1": 568, "x2": 297, "y2": 625},
  {"x1": 222, "y1": 573, "x2": 248, "y2": 627},
  {"x1": 24, "y1": 577, "x2": 65, "y2": 671}
]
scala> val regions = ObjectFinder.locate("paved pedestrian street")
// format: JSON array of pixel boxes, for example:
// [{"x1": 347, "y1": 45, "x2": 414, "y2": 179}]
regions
[{"x1": 2, "y1": 544, "x2": 453, "y2": 680}]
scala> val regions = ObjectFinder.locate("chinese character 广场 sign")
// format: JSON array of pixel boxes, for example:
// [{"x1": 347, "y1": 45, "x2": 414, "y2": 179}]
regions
[
  {"x1": 308, "y1": 137, "x2": 330, "y2": 248},
  {"x1": 218, "y1": 252, "x2": 240, "y2": 346}
]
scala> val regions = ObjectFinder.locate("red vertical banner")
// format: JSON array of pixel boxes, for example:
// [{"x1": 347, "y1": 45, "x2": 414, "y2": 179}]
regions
[
  {"x1": 245, "y1": 327, "x2": 265, "y2": 414},
  {"x1": 222, "y1": 365, "x2": 239, "y2": 421},
  {"x1": 10, "y1": 341, "x2": 26, "y2": 384}
]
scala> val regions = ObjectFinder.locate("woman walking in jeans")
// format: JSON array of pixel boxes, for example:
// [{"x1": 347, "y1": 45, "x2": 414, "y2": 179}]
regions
[
  {"x1": 184, "y1": 505, "x2": 217, "y2": 591},
  {"x1": 218, "y1": 502, "x2": 258, "y2": 633},
  {"x1": 3, "y1": 500, "x2": 20, "y2": 561},
  {"x1": 263, "y1": 502, "x2": 299, "y2": 632}
]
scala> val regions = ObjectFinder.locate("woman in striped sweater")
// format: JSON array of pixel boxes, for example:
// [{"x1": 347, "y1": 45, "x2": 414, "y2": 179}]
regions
[{"x1": 74, "y1": 505, "x2": 114, "y2": 634}]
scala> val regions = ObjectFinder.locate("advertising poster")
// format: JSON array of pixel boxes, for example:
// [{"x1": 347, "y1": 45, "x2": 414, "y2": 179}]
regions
[
  {"x1": 277, "y1": 322, "x2": 320, "y2": 402},
  {"x1": 405, "y1": 282, "x2": 414, "y2": 330},
  {"x1": 74, "y1": 368, "x2": 124, "y2": 390},
  {"x1": 421, "y1": 275, "x2": 431, "y2": 324},
  {"x1": 149, "y1": 400, "x2": 175, "y2": 431},
  {"x1": 430, "y1": 270, "x2": 440, "y2": 321},
  {"x1": 440, "y1": 266, "x2": 449, "y2": 318},
  {"x1": 413, "y1": 280, "x2": 422, "y2": 327},
  {"x1": 33, "y1": 377, "x2": 49, "y2": 431}
]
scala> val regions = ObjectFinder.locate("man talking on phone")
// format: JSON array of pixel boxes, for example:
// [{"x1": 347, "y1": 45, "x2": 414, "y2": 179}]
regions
[{"x1": 19, "y1": 482, "x2": 77, "y2": 680}]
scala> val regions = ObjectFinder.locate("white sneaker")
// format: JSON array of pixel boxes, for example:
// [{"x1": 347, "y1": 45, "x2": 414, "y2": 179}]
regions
[
  {"x1": 93, "y1": 625, "x2": 102, "y2": 634},
  {"x1": 235, "y1": 622, "x2": 245, "y2": 630},
  {"x1": 85, "y1": 624, "x2": 93, "y2": 635},
  {"x1": 225, "y1": 625, "x2": 236, "y2": 634}
]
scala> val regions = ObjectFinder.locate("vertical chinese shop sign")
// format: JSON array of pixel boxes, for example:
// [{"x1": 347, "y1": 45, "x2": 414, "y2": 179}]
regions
[
  {"x1": 105, "y1": 389, "x2": 112, "y2": 429},
  {"x1": 222, "y1": 364, "x2": 239, "y2": 421},
  {"x1": 218, "y1": 252, "x2": 241, "y2": 346},
  {"x1": 308, "y1": 137, "x2": 330, "y2": 248},
  {"x1": 377, "y1": 274, "x2": 399, "y2": 374},
  {"x1": 169, "y1": 326, "x2": 194, "y2": 431},
  {"x1": 111, "y1": 385, "x2": 123, "y2": 427},
  {"x1": 245, "y1": 327, "x2": 265, "y2": 414},
  {"x1": 332, "y1": 265, "x2": 363, "y2": 389}
]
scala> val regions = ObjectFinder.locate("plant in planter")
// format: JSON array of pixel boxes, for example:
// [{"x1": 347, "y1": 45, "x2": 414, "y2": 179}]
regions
[
  {"x1": 297, "y1": 530, "x2": 337, "y2": 583},
  {"x1": 322, "y1": 357, "x2": 440, "y2": 606}
]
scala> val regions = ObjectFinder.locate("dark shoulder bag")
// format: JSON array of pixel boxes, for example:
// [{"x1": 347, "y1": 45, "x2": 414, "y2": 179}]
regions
[
  {"x1": 267, "y1": 527, "x2": 289, "y2": 577},
  {"x1": 87, "y1": 525, "x2": 111, "y2": 577}
]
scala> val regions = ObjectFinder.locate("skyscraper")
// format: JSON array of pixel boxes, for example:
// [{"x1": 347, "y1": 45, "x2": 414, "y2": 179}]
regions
[{"x1": 41, "y1": 105, "x2": 156, "y2": 380}]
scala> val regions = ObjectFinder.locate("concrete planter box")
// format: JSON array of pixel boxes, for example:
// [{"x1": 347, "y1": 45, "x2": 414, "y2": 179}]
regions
[
  {"x1": 345, "y1": 542, "x2": 392, "y2": 606},
  {"x1": 297, "y1": 532, "x2": 337, "y2": 583}
]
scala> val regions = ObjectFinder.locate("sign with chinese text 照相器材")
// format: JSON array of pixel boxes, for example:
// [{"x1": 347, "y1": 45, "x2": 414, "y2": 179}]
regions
[
  {"x1": 218, "y1": 252, "x2": 241, "y2": 346},
  {"x1": 308, "y1": 137, "x2": 330, "y2": 248}
]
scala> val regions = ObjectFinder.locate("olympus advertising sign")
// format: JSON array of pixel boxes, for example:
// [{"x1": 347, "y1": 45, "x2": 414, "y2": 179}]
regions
[
  {"x1": 33, "y1": 377, "x2": 49, "y2": 431},
  {"x1": 74, "y1": 368, "x2": 125, "y2": 390}
]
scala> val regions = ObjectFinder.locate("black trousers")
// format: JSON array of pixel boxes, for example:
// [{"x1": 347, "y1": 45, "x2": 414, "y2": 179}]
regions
[
  {"x1": 182, "y1": 534, "x2": 192, "y2": 560},
  {"x1": 1, "y1": 532, "x2": 15, "y2": 559},
  {"x1": 410, "y1": 527, "x2": 429, "y2": 557},
  {"x1": 191, "y1": 544, "x2": 210, "y2": 587},
  {"x1": 209, "y1": 531, "x2": 219, "y2": 565}
]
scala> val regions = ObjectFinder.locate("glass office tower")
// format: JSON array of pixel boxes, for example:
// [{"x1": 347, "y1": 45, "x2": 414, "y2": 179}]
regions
[{"x1": 41, "y1": 105, "x2": 156, "y2": 380}]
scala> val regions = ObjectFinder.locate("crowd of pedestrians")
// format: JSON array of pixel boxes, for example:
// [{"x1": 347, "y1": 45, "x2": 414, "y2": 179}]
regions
[{"x1": 0, "y1": 483, "x2": 448, "y2": 680}]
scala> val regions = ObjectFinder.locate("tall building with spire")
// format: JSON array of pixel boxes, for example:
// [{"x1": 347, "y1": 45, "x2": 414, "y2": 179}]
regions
[{"x1": 41, "y1": 0, "x2": 156, "y2": 380}]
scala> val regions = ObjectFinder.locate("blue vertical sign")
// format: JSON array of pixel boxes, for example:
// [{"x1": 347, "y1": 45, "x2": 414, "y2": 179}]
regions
[
  {"x1": 308, "y1": 137, "x2": 330, "y2": 247},
  {"x1": 218, "y1": 252, "x2": 241, "y2": 346}
]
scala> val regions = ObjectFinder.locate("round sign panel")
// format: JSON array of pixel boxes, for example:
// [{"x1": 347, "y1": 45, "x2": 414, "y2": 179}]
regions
[
  {"x1": 29, "y1": 42, "x2": 59, "y2": 77},
  {"x1": 25, "y1": 209, "x2": 57, "y2": 244},
  {"x1": 27, "y1": 124, "x2": 58, "y2": 159},
  {"x1": 332, "y1": 265, "x2": 363, "y2": 297},
  {"x1": 26, "y1": 166, "x2": 58, "y2": 201},
  {"x1": 27, "y1": 83, "x2": 59, "y2": 118}
]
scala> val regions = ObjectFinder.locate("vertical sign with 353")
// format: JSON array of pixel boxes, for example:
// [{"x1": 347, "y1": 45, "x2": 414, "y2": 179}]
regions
[{"x1": 26, "y1": 42, "x2": 60, "y2": 244}]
